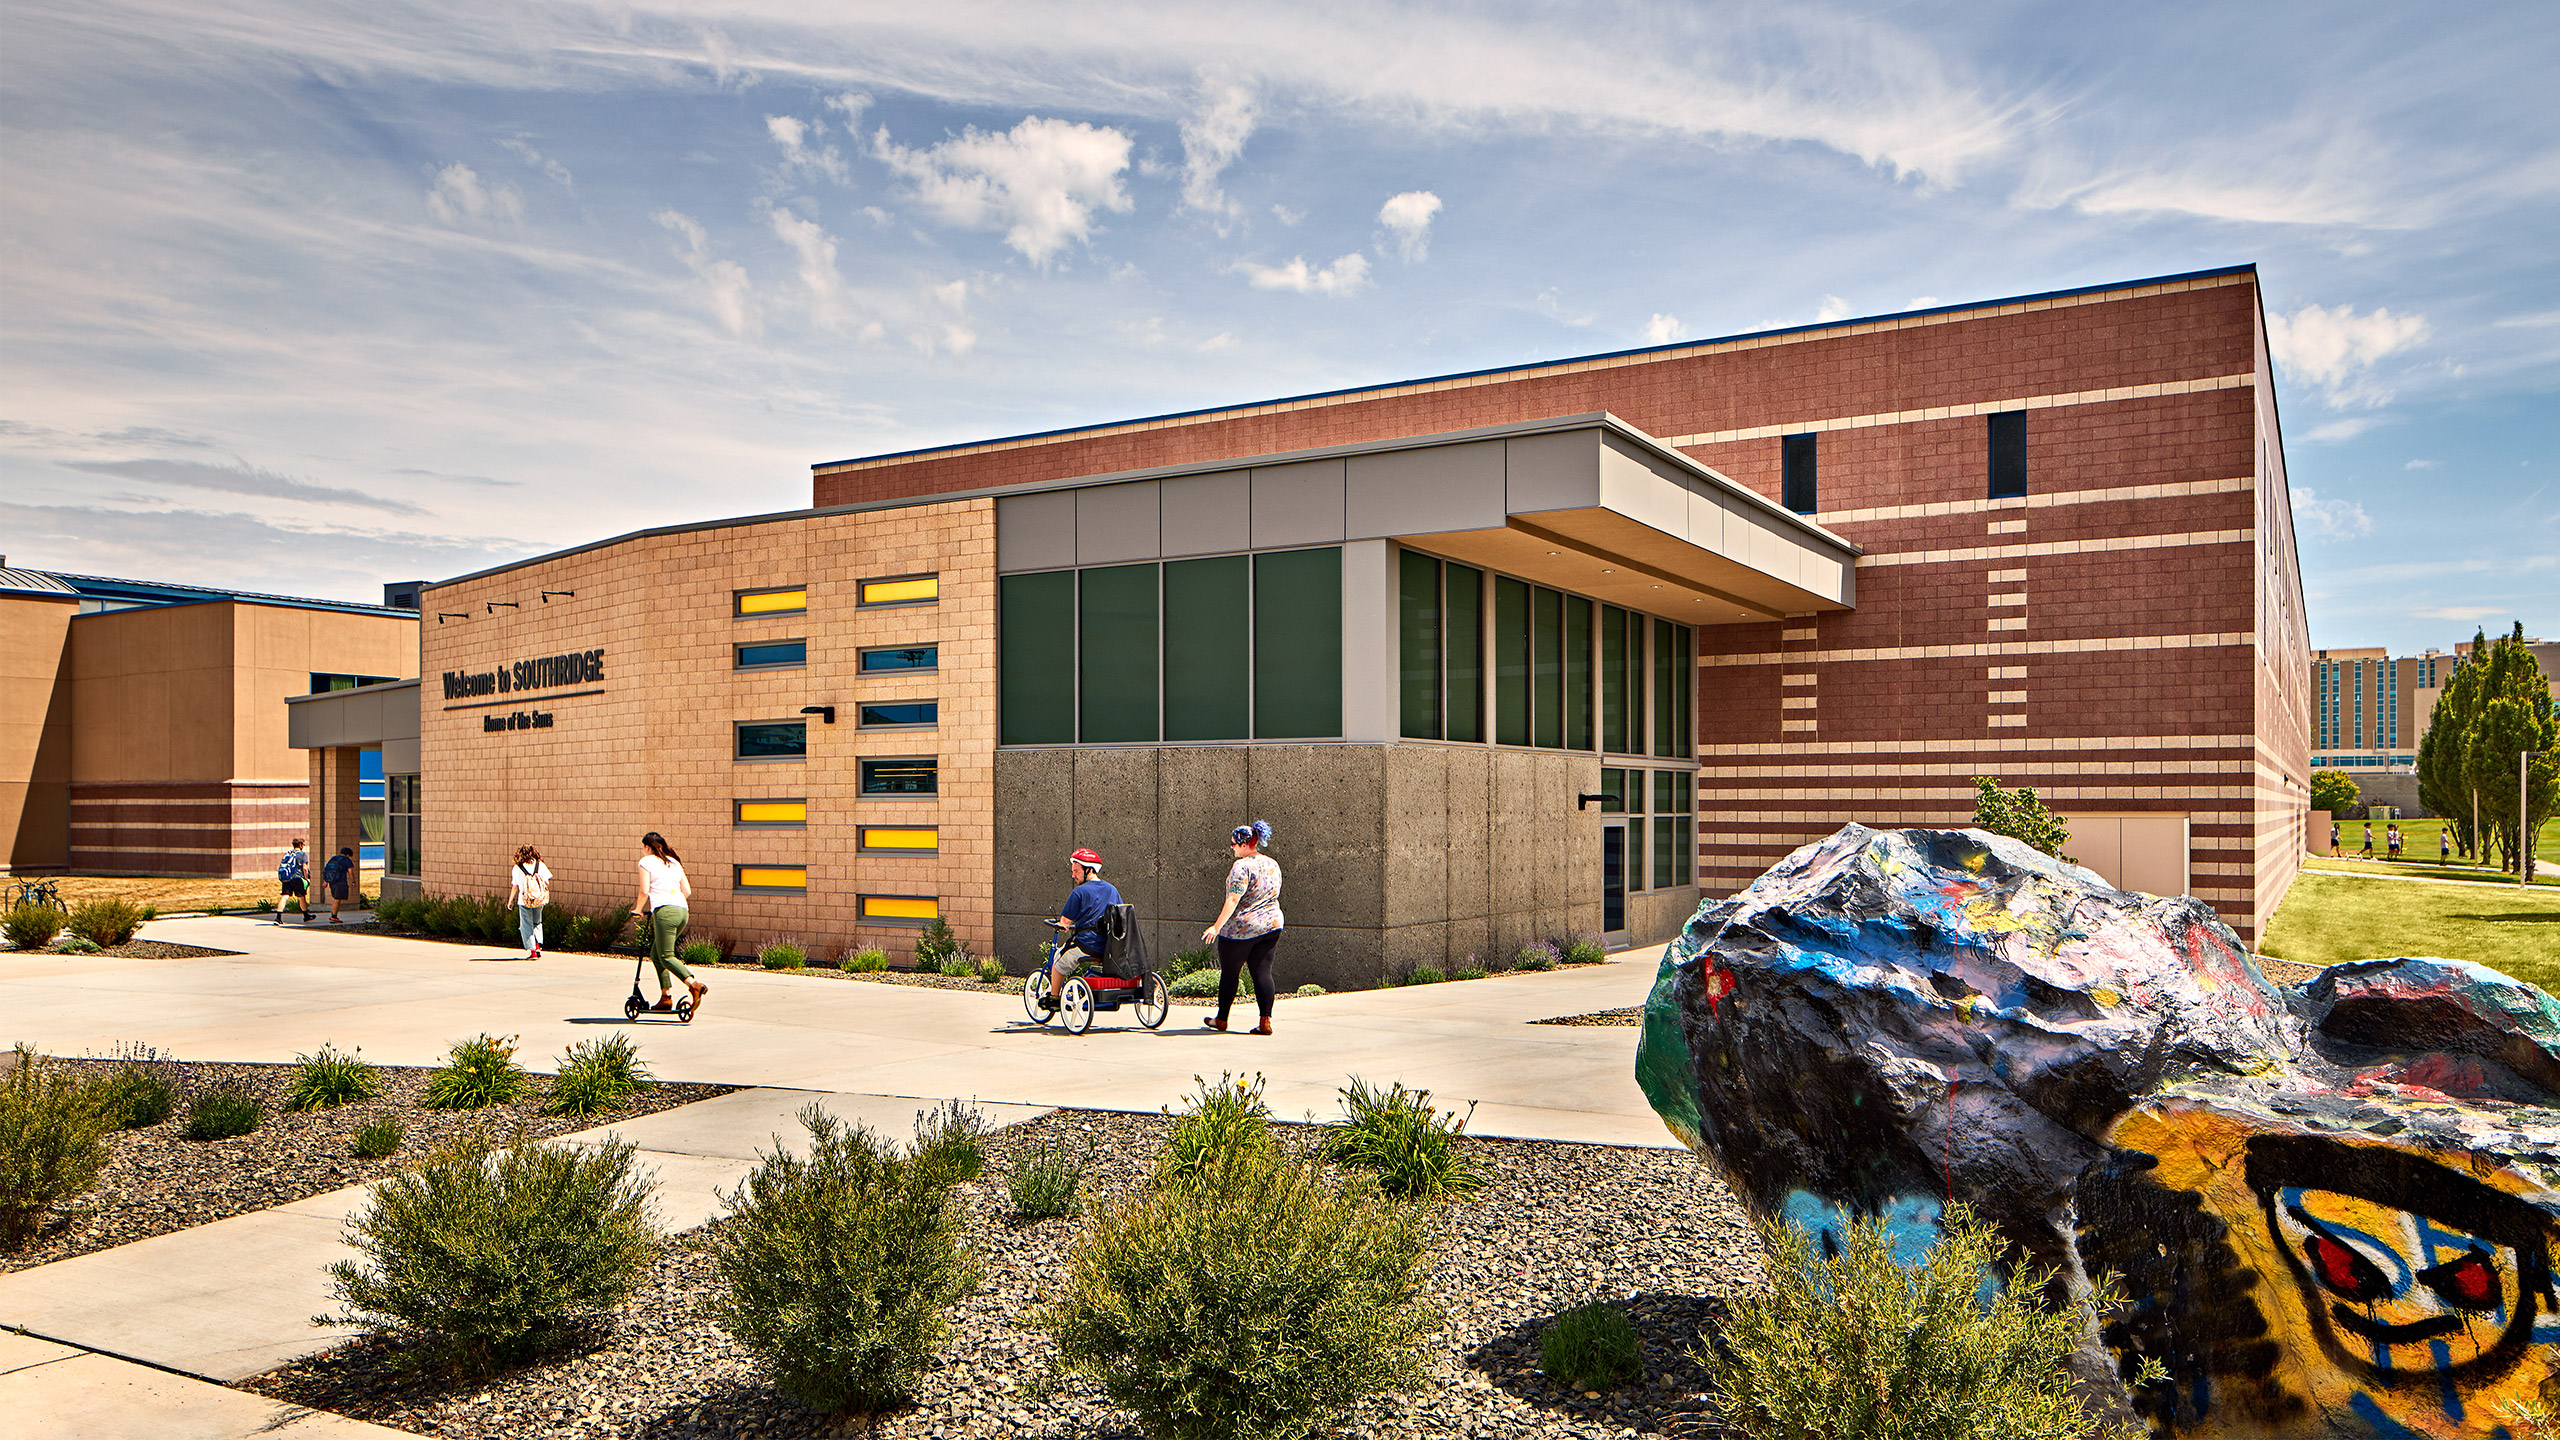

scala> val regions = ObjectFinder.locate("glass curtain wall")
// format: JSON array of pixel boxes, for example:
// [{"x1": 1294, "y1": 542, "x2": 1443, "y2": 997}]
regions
[{"x1": 1399, "y1": 551, "x2": 1687, "y2": 760}]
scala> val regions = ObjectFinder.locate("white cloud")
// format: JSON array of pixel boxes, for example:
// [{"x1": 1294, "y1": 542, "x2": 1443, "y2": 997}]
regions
[
  {"x1": 765, "y1": 207, "x2": 867, "y2": 334},
  {"x1": 1377, "y1": 190, "x2": 1442, "y2": 262},
  {"x1": 1178, "y1": 78, "x2": 1256, "y2": 230},
  {"x1": 1815, "y1": 294, "x2": 1852, "y2": 323},
  {"x1": 652, "y1": 210, "x2": 758, "y2": 338},
  {"x1": 766, "y1": 114, "x2": 850, "y2": 184},
  {"x1": 1196, "y1": 331, "x2": 1237, "y2": 353},
  {"x1": 875, "y1": 116, "x2": 1132, "y2": 266},
  {"x1": 913, "y1": 278, "x2": 974, "y2": 356},
  {"x1": 1234, "y1": 253, "x2": 1369, "y2": 296},
  {"x1": 2304, "y1": 417, "x2": 2382, "y2": 443},
  {"x1": 1907, "y1": 295, "x2": 1939, "y2": 308},
  {"x1": 425, "y1": 163, "x2": 521, "y2": 226},
  {"x1": 2416, "y1": 605, "x2": 2509, "y2": 621},
  {"x1": 825, "y1": 92, "x2": 871, "y2": 123},
  {"x1": 1643, "y1": 313, "x2": 1684, "y2": 344},
  {"x1": 1269, "y1": 203, "x2": 1304, "y2": 226},
  {"x1": 2405, "y1": 458, "x2": 2442, "y2": 470},
  {"x1": 2267, "y1": 303, "x2": 2430, "y2": 408},
  {"x1": 2294, "y1": 486, "x2": 2375, "y2": 541},
  {"x1": 497, "y1": 138, "x2": 573, "y2": 189}
]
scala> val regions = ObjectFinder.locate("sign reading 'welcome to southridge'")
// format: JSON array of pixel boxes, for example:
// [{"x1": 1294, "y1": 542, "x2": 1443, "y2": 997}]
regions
[{"x1": 442, "y1": 648, "x2": 605, "y2": 700}]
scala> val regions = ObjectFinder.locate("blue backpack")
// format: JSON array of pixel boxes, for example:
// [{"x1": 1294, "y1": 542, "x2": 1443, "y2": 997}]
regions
[{"x1": 278, "y1": 850, "x2": 306, "y2": 882}]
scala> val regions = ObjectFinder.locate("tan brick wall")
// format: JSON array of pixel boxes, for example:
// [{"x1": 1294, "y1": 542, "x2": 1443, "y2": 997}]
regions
[{"x1": 418, "y1": 499, "x2": 995, "y2": 961}]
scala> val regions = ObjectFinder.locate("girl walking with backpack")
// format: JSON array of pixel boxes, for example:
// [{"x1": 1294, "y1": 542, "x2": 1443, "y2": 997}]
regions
[{"x1": 508, "y1": 845, "x2": 552, "y2": 961}]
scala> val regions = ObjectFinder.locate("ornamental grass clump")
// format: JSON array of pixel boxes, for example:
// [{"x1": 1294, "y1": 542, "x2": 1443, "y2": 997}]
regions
[
  {"x1": 757, "y1": 937, "x2": 807, "y2": 970},
  {"x1": 678, "y1": 940, "x2": 720, "y2": 969},
  {"x1": 1168, "y1": 967, "x2": 1223, "y2": 998},
  {"x1": 4, "y1": 902, "x2": 66, "y2": 951},
  {"x1": 1541, "y1": 1298, "x2": 1643, "y2": 1391},
  {"x1": 85, "y1": 1043, "x2": 175, "y2": 1129},
  {"x1": 422, "y1": 1034, "x2": 529, "y2": 1110},
  {"x1": 1404, "y1": 965, "x2": 1447, "y2": 986},
  {"x1": 1514, "y1": 941, "x2": 1560, "y2": 972},
  {"x1": 64, "y1": 898, "x2": 146, "y2": 948},
  {"x1": 1560, "y1": 932, "x2": 1608, "y2": 966},
  {"x1": 709, "y1": 1104, "x2": 981, "y2": 1416},
  {"x1": 285, "y1": 1042, "x2": 382, "y2": 1111},
  {"x1": 1037, "y1": 1143, "x2": 1440, "y2": 1440},
  {"x1": 544, "y1": 1034, "x2": 654, "y2": 1118},
  {"x1": 320, "y1": 1129, "x2": 658, "y2": 1375},
  {"x1": 1154, "y1": 1073, "x2": 1275, "y2": 1190},
  {"x1": 844, "y1": 946, "x2": 889, "y2": 973},
  {"x1": 911, "y1": 1098, "x2": 987, "y2": 1185},
  {"x1": 352, "y1": 1117, "x2": 404, "y2": 1159},
  {"x1": 1699, "y1": 1203, "x2": 2157, "y2": 1440},
  {"x1": 185, "y1": 1087, "x2": 262, "y2": 1141},
  {"x1": 1317, "y1": 1077, "x2": 1484, "y2": 1200},
  {"x1": 1007, "y1": 1139, "x2": 1089, "y2": 1219},
  {"x1": 0, "y1": 1046, "x2": 117, "y2": 1247}
]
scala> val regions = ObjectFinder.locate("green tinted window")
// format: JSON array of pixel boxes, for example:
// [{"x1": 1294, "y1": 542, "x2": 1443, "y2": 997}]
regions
[
  {"x1": 1080, "y1": 564, "x2": 1160, "y2": 743},
  {"x1": 1253, "y1": 547, "x2": 1340, "y2": 738},
  {"x1": 1671, "y1": 625, "x2": 1693, "y2": 757},
  {"x1": 1398, "y1": 550, "x2": 1441, "y2": 739},
  {"x1": 1164, "y1": 556, "x2": 1250, "y2": 741},
  {"x1": 1654, "y1": 815, "x2": 1677, "y2": 888},
  {"x1": 1493, "y1": 576, "x2": 1529, "y2": 745},
  {"x1": 1600, "y1": 605, "x2": 1627, "y2": 754},
  {"x1": 1565, "y1": 595, "x2": 1592, "y2": 750},
  {"x1": 1532, "y1": 587, "x2": 1563, "y2": 748},
  {"x1": 1599, "y1": 767, "x2": 1624, "y2": 812},
  {"x1": 1444, "y1": 564, "x2": 1483, "y2": 743},
  {"x1": 1627, "y1": 813, "x2": 1644, "y2": 892},
  {"x1": 1653, "y1": 769, "x2": 1677, "y2": 815},
  {"x1": 1675, "y1": 772, "x2": 1694, "y2": 884},
  {"x1": 1653, "y1": 618, "x2": 1677, "y2": 757},
  {"x1": 1000, "y1": 572, "x2": 1074, "y2": 744}
]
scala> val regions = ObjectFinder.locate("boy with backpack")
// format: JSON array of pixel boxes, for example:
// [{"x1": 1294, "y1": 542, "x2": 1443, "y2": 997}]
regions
[{"x1": 276, "y1": 840, "x2": 309, "y2": 924}]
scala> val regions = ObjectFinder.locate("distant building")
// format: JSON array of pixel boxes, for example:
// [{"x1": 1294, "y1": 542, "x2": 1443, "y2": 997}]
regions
[
  {"x1": 2311, "y1": 647, "x2": 2454, "y2": 772},
  {"x1": 0, "y1": 562, "x2": 416, "y2": 876}
]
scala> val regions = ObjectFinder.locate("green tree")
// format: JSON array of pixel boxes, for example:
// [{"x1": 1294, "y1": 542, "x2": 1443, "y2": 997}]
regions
[
  {"x1": 1971, "y1": 777, "x2": 2071, "y2": 859},
  {"x1": 2309, "y1": 769, "x2": 2360, "y2": 817},
  {"x1": 2461, "y1": 625, "x2": 2558, "y2": 881}
]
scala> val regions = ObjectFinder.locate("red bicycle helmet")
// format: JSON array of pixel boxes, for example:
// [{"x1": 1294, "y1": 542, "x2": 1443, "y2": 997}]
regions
[{"x1": 1069, "y1": 848, "x2": 1103, "y2": 869}]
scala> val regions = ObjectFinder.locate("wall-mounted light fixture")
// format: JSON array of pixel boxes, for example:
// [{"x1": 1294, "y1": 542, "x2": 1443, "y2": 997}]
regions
[
  {"x1": 1576, "y1": 792, "x2": 1621, "y2": 811},
  {"x1": 437, "y1": 612, "x2": 470, "y2": 623},
  {"x1": 486, "y1": 600, "x2": 519, "y2": 613},
  {"x1": 540, "y1": 590, "x2": 575, "y2": 603},
  {"x1": 800, "y1": 705, "x2": 836, "y2": 725}
]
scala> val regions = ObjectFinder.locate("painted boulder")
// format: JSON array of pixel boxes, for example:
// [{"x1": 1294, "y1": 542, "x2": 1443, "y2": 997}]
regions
[{"x1": 1636, "y1": 823, "x2": 2560, "y2": 1439}]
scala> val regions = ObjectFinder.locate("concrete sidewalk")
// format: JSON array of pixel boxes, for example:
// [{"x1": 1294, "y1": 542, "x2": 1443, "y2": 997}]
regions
[
  {"x1": 0, "y1": 1089, "x2": 1049, "y2": 1383},
  {"x1": 17, "y1": 916, "x2": 1677, "y2": 1148},
  {"x1": 1, "y1": 1334, "x2": 412, "y2": 1440}
]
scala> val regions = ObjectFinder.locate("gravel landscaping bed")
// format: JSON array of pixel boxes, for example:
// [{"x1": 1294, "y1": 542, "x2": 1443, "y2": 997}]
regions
[
  {"x1": 24, "y1": 938, "x2": 241, "y2": 960},
  {"x1": 242, "y1": 1109, "x2": 1758, "y2": 1439},
  {"x1": 1531, "y1": 1008, "x2": 1644, "y2": 1027},
  {"x1": 3, "y1": 1058, "x2": 735, "y2": 1274}
]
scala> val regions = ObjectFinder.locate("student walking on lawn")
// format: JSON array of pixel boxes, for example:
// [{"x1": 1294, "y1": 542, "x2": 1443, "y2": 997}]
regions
[{"x1": 633, "y1": 832, "x2": 706, "y2": 1016}]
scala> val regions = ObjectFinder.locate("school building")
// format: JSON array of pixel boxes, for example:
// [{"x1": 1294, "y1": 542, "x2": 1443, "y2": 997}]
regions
[{"x1": 407, "y1": 264, "x2": 2312, "y2": 985}]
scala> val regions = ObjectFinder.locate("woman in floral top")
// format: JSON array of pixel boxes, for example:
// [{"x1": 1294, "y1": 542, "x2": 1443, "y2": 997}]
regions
[{"x1": 1200, "y1": 819, "x2": 1284, "y2": 1034}]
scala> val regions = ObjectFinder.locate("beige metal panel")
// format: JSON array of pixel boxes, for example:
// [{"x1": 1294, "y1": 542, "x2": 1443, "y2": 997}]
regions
[
  {"x1": 1595, "y1": 435, "x2": 1689, "y2": 541},
  {"x1": 1502, "y1": 430, "x2": 1601, "y2": 514},
  {"x1": 1251, "y1": 459, "x2": 1346, "y2": 548},
  {"x1": 1159, "y1": 469, "x2": 1250, "y2": 557},
  {"x1": 2061, "y1": 812, "x2": 2192, "y2": 897},
  {"x1": 1343, "y1": 441, "x2": 1502, "y2": 540},
  {"x1": 995, "y1": 490, "x2": 1075, "y2": 572},
  {"x1": 1341, "y1": 541, "x2": 1397, "y2": 742},
  {"x1": 1072, "y1": 480, "x2": 1161, "y2": 565},
  {"x1": 382, "y1": 738, "x2": 420, "y2": 773}
]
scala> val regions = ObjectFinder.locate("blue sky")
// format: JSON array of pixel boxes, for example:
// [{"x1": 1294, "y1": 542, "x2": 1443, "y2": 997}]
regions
[{"x1": 2, "y1": 2, "x2": 2551, "y2": 655}]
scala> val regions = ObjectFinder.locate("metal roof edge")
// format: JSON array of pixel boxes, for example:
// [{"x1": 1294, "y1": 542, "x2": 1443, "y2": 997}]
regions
[{"x1": 285, "y1": 677, "x2": 422, "y2": 706}]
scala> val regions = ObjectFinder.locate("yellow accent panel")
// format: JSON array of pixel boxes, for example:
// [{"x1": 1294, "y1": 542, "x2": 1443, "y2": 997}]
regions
[
  {"x1": 861, "y1": 827, "x2": 938, "y2": 851},
  {"x1": 862, "y1": 895, "x2": 938, "y2": 920},
  {"x1": 737, "y1": 802, "x2": 806, "y2": 824},
  {"x1": 738, "y1": 588, "x2": 807, "y2": 614},
  {"x1": 861, "y1": 576, "x2": 937, "y2": 605},
  {"x1": 737, "y1": 866, "x2": 807, "y2": 889}
]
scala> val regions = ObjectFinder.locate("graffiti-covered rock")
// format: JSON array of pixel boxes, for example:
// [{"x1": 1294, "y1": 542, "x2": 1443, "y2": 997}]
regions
[{"x1": 1636, "y1": 824, "x2": 2560, "y2": 1438}]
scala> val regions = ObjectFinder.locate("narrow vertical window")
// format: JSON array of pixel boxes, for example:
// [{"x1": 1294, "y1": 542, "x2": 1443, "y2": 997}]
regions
[
  {"x1": 1444, "y1": 563, "x2": 1484, "y2": 743},
  {"x1": 1625, "y1": 767, "x2": 1644, "y2": 891},
  {"x1": 1627, "y1": 609, "x2": 1648, "y2": 756},
  {"x1": 1652, "y1": 618, "x2": 1678, "y2": 757},
  {"x1": 1564, "y1": 595, "x2": 1593, "y2": 751},
  {"x1": 1079, "y1": 564, "x2": 1160, "y2": 743},
  {"x1": 1253, "y1": 547, "x2": 1341, "y2": 738},
  {"x1": 1164, "y1": 556, "x2": 1250, "y2": 741},
  {"x1": 1398, "y1": 550, "x2": 1442, "y2": 739},
  {"x1": 1493, "y1": 576, "x2": 1530, "y2": 746},
  {"x1": 1653, "y1": 770, "x2": 1677, "y2": 889},
  {"x1": 1600, "y1": 604, "x2": 1628, "y2": 754},
  {"x1": 1671, "y1": 623, "x2": 1693, "y2": 757},
  {"x1": 1781, "y1": 433, "x2": 1818, "y2": 514},
  {"x1": 1988, "y1": 411, "x2": 2027, "y2": 499},
  {"x1": 1000, "y1": 572, "x2": 1074, "y2": 744},
  {"x1": 1532, "y1": 586, "x2": 1563, "y2": 748}
]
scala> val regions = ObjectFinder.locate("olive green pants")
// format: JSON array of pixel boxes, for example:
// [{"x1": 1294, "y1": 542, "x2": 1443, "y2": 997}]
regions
[{"x1": 648, "y1": 905, "x2": 694, "y2": 988}]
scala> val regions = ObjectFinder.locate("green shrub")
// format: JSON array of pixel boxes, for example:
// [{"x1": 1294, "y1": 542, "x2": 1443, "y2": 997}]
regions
[
  {"x1": 1007, "y1": 1140, "x2": 1088, "y2": 1219},
  {"x1": 86, "y1": 1055, "x2": 175, "y2": 1130},
  {"x1": 679, "y1": 940, "x2": 720, "y2": 969},
  {"x1": 0, "y1": 1046, "x2": 118, "y2": 1247},
  {"x1": 1296, "y1": 983, "x2": 1326, "y2": 997},
  {"x1": 253, "y1": 898, "x2": 277, "y2": 914},
  {"x1": 1317, "y1": 1077, "x2": 1483, "y2": 1199},
  {"x1": 1972, "y1": 776, "x2": 2072, "y2": 861},
  {"x1": 1405, "y1": 966, "x2": 1447, "y2": 986},
  {"x1": 5, "y1": 903, "x2": 66, "y2": 951},
  {"x1": 1700, "y1": 1203, "x2": 2158, "y2": 1440},
  {"x1": 912, "y1": 1099, "x2": 987, "y2": 1185},
  {"x1": 56, "y1": 935, "x2": 101, "y2": 955},
  {"x1": 1452, "y1": 966, "x2": 1488, "y2": 981},
  {"x1": 758, "y1": 938, "x2": 808, "y2": 970},
  {"x1": 934, "y1": 953, "x2": 975, "y2": 978},
  {"x1": 64, "y1": 898, "x2": 146, "y2": 948},
  {"x1": 353, "y1": 1117, "x2": 404, "y2": 1159},
  {"x1": 975, "y1": 957, "x2": 1006, "y2": 984},
  {"x1": 709, "y1": 1104, "x2": 981, "y2": 1415},
  {"x1": 1169, "y1": 944, "x2": 1218, "y2": 976},
  {"x1": 423, "y1": 1034, "x2": 529, "y2": 1110},
  {"x1": 371, "y1": 896, "x2": 419, "y2": 930},
  {"x1": 1542, "y1": 1298, "x2": 1642, "y2": 1390},
  {"x1": 320, "y1": 1129, "x2": 658, "y2": 1374},
  {"x1": 545, "y1": 1035, "x2": 654, "y2": 1118},
  {"x1": 1156, "y1": 1074, "x2": 1275, "y2": 1190},
  {"x1": 845, "y1": 947, "x2": 889, "y2": 973},
  {"x1": 285, "y1": 1043, "x2": 382, "y2": 1111},
  {"x1": 185, "y1": 1087, "x2": 262, "y2": 1141},
  {"x1": 587, "y1": 904, "x2": 634, "y2": 950},
  {"x1": 912, "y1": 916, "x2": 969, "y2": 973},
  {"x1": 1514, "y1": 941, "x2": 1559, "y2": 972},
  {"x1": 1169, "y1": 967, "x2": 1223, "y2": 998},
  {"x1": 1037, "y1": 1143, "x2": 1440, "y2": 1440},
  {"x1": 1560, "y1": 933, "x2": 1607, "y2": 966}
]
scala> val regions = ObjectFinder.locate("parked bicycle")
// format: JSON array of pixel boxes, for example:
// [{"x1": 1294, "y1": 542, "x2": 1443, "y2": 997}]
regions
[{"x1": 5, "y1": 879, "x2": 64, "y2": 910}]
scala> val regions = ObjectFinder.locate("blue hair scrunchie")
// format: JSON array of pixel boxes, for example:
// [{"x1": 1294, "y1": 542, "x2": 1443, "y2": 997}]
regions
[{"x1": 1231, "y1": 819, "x2": 1273, "y2": 847}]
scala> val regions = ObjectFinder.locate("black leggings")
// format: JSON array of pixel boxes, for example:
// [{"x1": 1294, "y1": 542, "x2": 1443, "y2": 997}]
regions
[{"x1": 1216, "y1": 931, "x2": 1281, "y2": 1020}]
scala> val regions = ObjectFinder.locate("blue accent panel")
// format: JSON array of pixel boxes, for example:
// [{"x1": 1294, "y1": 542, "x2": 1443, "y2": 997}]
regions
[{"x1": 359, "y1": 750, "x2": 384, "y2": 781}]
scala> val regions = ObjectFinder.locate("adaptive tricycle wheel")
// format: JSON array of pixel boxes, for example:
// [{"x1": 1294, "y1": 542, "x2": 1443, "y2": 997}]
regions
[
  {"x1": 1060, "y1": 976, "x2": 1095, "y2": 1035},
  {"x1": 1022, "y1": 967, "x2": 1055, "y2": 1025},
  {"x1": 1136, "y1": 972, "x2": 1169, "y2": 1029}
]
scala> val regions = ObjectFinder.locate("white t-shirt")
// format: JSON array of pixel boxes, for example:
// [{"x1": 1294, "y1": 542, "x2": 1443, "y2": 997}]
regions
[
  {"x1": 639, "y1": 854, "x2": 688, "y2": 909},
  {"x1": 509, "y1": 861, "x2": 551, "y2": 904}
]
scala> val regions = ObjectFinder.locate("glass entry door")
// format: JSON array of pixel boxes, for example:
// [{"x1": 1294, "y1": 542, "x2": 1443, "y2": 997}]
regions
[{"x1": 1602, "y1": 823, "x2": 1627, "y2": 947}]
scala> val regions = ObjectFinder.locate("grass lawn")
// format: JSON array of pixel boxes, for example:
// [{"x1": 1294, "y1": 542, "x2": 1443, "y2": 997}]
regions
[
  {"x1": 2306, "y1": 856, "x2": 2558, "y2": 889},
  {"x1": 6, "y1": 874, "x2": 376, "y2": 913},
  {"x1": 2262, "y1": 872, "x2": 2560, "y2": 990},
  {"x1": 2316, "y1": 815, "x2": 2559, "y2": 871}
]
